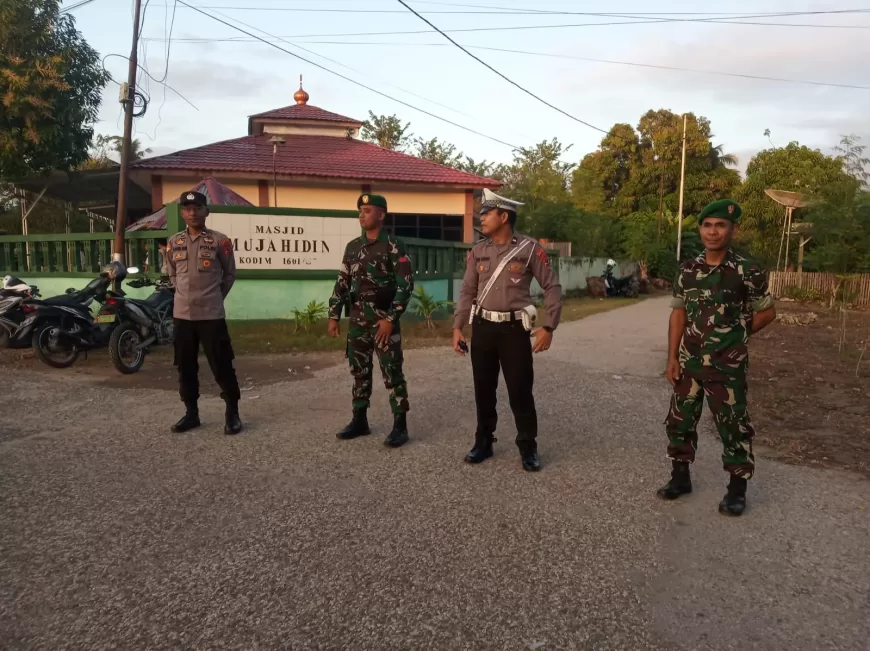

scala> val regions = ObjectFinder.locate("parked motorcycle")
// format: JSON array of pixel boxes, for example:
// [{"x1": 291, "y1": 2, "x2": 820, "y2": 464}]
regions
[
  {"x1": 25, "y1": 262, "x2": 129, "y2": 368},
  {"x1": 602, "y1": 259, "x2": 640, "y2": 298},
  {"x1": 0, "y1": 276, "x2": 39, "y2": 348},
  {"x1": 99, "y1": 270, "x2": 175, "y2": 374}
]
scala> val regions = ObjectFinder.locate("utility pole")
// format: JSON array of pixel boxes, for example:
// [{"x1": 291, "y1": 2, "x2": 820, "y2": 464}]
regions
[
  {"x1": 112, "y1": 0, "x2": 143, "y2": 287},
  {"x1": 675, "y1": 114, "x2": 688, "y2": 261}
]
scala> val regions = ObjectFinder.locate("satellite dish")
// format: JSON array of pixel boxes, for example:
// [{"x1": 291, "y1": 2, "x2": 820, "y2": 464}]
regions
[
  {"x1": 764, "y1": 189, "x2": 811, "y2": 208},
  {"x1": 764, "y1": 189, "x2": 812, "y2": 271}
]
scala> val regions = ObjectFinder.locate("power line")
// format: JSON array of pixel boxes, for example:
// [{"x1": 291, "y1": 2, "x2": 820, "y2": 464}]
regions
[
  {"x1": 198, "y1": 3, "x2": 491, "y2": 125},
  {"x1": 60, "y1": 0, "x2": 99, "y2": 13},
  {"x1": 396, "y1": 0, "x2": 611, "y2": 136},
  {"x1": 250, "y1": 40, "x2": 868, "y2": 92},
  {"x1": 102, "y1": 53, "x2": 199, "y2": 111},
  {"x1": 132, "y1": 13, "x2": 870, "y2": 40},
  {"x1": 469, "y1": 45, "x2": 870, "y2": 91},
  {"x1": 174, "y1": 0, "x2": 520, "y2": 150},
  {"x1": 137, "y1": 4, "x2": 870, "y2": 18}
]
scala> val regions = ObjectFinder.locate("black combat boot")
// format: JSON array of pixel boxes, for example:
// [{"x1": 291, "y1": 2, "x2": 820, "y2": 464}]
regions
[
  {"x1": 656, "y1": 460, "x2": 692, "y2": 500},
  {"x1": 336, "y1": 408, "x2": 371, "y2": 440},
  {"x1": 224, "y1": 400, "x2": 243, "y2": 435},
  {"x1": 384, "y1": 412, "x2": 409, "y2": 448},
  {"x1": 464, "y1": 433, "x2": 496, "y2": 464},
  {"x1": 519, "y1": 442, "x2": 541, "y2": 472},
  {"x1": 718, "y1": 475, "x2": 747, "y2": 516},
  {"x1": 171, "y1": 402, "x2": 201, "y2": 433}
]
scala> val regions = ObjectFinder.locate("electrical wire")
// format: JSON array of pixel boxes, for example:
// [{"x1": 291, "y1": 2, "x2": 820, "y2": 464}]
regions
[
  {"x1": 396, "y1": 0, "x2": 611, "y2": 136},
  {"x1": 60, "y1": 0, "x2": 99, "y2": 13},
  {"x1": 135, "y1": 12, "x2": 870, "y2": 41},
  {"x1": 197, "y1": 3, "x2": 510, "y2": 128},
  {"x1": 272, "y1": 41, "x2": 868, "y2": 92},
  {"x1": 174, "y1": 0, "x2": 520, "y2": 150},
  {"x1": 102, "y1": 53, "x2": 199, "y2": 110},
  {"x1": 141, "y1": 5, "x2": 870, "y2": 29},
  {"x1": 138, "y1": 4, "x2": 870, "y2": 15}
]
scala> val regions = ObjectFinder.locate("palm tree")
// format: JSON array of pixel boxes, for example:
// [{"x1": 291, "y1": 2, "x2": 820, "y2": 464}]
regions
[{"x1": 108, "y1": 136, "x2": 152, "y2": 161}]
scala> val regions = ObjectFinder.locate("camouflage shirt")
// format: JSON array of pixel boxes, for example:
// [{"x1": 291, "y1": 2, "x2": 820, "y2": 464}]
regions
[
  {"x1": 328, "y1": 230, "x2": 414, "y2": 324},
  {"x1": 671, "y1": 249, "x2": 775, "y2": 371}
]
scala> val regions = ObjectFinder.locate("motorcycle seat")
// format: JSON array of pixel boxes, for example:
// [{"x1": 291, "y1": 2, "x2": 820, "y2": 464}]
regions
[{"x1": 41, "y1": 294, "x2": 90, "y2": 306}]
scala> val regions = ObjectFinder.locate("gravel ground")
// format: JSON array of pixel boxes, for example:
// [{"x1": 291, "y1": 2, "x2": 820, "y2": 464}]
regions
[{"x1": 1, "y1": 297, "x2": 868, "y2": 651}]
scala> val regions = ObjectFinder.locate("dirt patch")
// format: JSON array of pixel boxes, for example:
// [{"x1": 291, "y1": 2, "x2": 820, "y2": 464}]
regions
[{"x1": 749, "y1": 301, "x2": 870, "y2": 476}]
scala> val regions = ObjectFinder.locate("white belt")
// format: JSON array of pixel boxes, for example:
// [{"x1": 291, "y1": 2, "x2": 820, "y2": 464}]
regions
[{"x1": 473, "y1": 305, "x2": 523, "y2": 323}]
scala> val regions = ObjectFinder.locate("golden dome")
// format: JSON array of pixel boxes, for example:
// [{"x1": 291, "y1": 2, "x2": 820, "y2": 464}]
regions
[{"x1": 294, "y1": 75, "x2": 309, "y2": 105}]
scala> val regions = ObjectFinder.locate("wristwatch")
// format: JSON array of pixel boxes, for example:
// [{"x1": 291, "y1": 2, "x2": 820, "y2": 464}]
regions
[{"x1": 543, "y1": 326, "x2": 554, "y2": 333}]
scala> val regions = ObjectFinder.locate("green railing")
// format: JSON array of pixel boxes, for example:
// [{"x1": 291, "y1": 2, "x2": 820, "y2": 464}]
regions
[
  {"x1": 0, "y1": 201, "x2": 558, "y2": 278},
  {"x1": 0, "y1": 231, "x2": 167, "y2": 277}
]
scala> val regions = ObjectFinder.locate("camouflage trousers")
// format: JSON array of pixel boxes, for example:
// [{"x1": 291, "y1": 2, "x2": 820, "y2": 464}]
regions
[
  {"x1": 664, "y1": 366, "x2": 755, "y2": 479},
  {"x1": 346, "y1": 319, "x2": 409, "y2": 414}
]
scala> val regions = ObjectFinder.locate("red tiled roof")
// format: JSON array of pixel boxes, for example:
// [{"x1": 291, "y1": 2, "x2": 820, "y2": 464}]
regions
[
  {"x1": 132, "y1": 134, "x2": 501, "y2": 188},
  {"x1": 248, "y1": 104, "x2": 360, "y2": 124}
]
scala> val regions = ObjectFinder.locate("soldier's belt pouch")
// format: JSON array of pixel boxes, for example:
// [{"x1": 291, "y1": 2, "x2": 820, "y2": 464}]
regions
[{"x1": 374, "y1": 286, "x2": 396, "y2": 311}]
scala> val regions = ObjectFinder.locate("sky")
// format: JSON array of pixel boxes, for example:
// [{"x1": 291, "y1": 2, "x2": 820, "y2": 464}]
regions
[{"x1": 63, "y1": 0, "x2": 870, "y2": 177}]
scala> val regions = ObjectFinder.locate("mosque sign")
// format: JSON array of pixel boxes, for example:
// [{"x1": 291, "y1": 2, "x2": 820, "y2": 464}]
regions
[{"x1": 206, "y1": 212, "x2": 361, "y2": 271}]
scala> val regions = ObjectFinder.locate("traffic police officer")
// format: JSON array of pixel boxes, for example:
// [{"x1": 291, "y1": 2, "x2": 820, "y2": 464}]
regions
[
  {"x1": 453, "y1": 189, "x2": 563, "y2": 471},
  {"x1": 327, "y1": 193, "x2": 415, "y2": 448},
  {"x1": 658, "y1": 199, "x2": 776, "y2": 516},
  {"x1": 166, "y1": 191, "x2": 243, "y2": 435}
]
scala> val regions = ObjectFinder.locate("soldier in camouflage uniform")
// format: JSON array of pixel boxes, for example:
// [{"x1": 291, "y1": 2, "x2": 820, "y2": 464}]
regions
[
  {"x1": 657, "y1": 199, "x2": 777, "y2": 516},
  {"x1": 327, "y1": 193, "x2": 414, "y2": 448}
]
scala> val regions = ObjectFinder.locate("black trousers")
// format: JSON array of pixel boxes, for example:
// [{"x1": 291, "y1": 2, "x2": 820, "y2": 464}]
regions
[
  {"x1": 470, "y1": 316, "x2": 537, "y2": 453},
  {"x1": 173, "y1": 318, "x2": 241, "y2": 405}
]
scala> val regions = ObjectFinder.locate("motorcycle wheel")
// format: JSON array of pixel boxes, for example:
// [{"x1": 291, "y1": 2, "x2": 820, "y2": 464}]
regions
[
  {"x1": 32, "y1": 325, "x2": 80, "y2": 369},
  {"x1": 109, "y1": 323, "x2": 145, "y2": 374}
]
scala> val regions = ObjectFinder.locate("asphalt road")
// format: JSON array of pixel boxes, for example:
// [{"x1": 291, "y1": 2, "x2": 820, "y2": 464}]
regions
[{"x1": 1, "y1": 297, "x2": 868, "y2": 651}]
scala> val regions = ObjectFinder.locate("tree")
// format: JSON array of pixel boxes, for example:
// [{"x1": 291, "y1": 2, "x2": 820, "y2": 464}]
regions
[
  {"x1": 499, "y1": 138, "x2": 575, "y2": 214},
  {"x1": 360, "y1": 111, "x2": 412, "y2": 151},
  {"x1": 736, "y1": 141, "x2": 854, "y2": 263},
  {"x1": 834, "y1": 134, "x2": 870, "y2": 187},
  {"x1": 803, "y1": 184, "x2": 870, "y2": 274},
  {"x1": 412, "y1": 136, "x2": 463, "y2": 167},
  {"x1": 571, "y1": 110, "x2": 739, "y2": 220},
  {"x1": 0, "y1": 0, "x2": 110, "y2": 178},
  {"x1": 108, "y1": 135, "x2": 151, "y2": 161}
]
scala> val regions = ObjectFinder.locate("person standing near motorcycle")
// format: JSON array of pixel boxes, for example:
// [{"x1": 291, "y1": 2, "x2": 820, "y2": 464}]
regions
[
  {"x1": 166, "y1": 191, "x2": 243, "y2": 435},
  {"x1": 452, "y1": 188, "x2": 562, "y2": 472},
  {"x1": 326, "y1": 193, "x2": 415, "y2": 448},
  {"x1": 657, "y1": 199, "x2": 776, "y2": 516}
]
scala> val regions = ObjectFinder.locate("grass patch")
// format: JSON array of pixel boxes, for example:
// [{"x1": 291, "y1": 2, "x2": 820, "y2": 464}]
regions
[{"x1": 227, "y1": 296, "x2": 642, "y2": 356}]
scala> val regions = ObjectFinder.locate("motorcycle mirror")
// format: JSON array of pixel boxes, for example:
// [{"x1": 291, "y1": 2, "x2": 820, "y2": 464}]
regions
[{"x1": 126, "y1": 266, "x2": 140, "y2": 274}]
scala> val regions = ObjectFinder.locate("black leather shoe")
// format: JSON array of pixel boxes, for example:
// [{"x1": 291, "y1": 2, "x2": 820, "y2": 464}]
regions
[
  {"x1": 337, "y1": 408, "x2": 371, "y2": 440},
  {"x1": 656, "y1": 461, "x2": 692, "y2": 500},
  {"x1": 224, "y1": 402, "x2": 243, "y2": 435},
  {"x1": 171, "y1": 407, "x2": 200, "y2": 433},
  {"x1": 521, "y1": 451, "x2": 541, "y2": 472},
  {"x1": 384, "y1": 413, "x2": 409, "y2": 448},
  {"x1": 464, "y1": 434, "x2": 495, "y2": 463},
  {"x1": 718, "y1": 476, "x2": 747, "y2": 516}
]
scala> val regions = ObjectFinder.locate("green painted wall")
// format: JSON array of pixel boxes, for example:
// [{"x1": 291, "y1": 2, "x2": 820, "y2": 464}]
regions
[{"x1": 19, "y1": 276, "x2": 454, "y2": 321}]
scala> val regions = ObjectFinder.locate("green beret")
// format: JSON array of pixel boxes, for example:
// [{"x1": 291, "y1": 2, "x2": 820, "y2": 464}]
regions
[
  {"x1": 357, "y1": 193, "x2": 387, "y2": 211},
  {"x1": 698, "y1": 199, "x2": 741, "y2": 224}
]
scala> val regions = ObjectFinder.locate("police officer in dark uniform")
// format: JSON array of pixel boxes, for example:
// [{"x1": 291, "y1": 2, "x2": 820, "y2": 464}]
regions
[
  {"x1": 453, "y1": 189, "x2": 563, "y2": 471},
  {"x1": 166, "y1": 191, "x2": 242, "y2": 435}
]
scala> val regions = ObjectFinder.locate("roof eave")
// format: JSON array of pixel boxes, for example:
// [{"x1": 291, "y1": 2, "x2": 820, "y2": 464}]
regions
[{"x1": 130, "y1": 165, "x2": 502, "y2": 188}]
